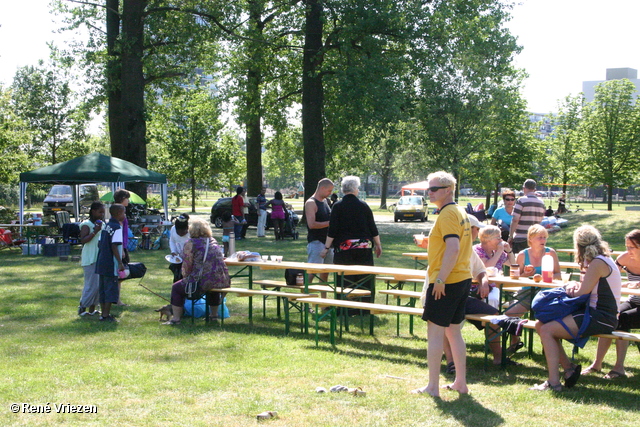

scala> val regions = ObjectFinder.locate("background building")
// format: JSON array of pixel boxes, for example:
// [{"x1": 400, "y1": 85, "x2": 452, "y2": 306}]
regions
[{"x1": 582, "y1": 67, "x2": 640, "y2": 103}]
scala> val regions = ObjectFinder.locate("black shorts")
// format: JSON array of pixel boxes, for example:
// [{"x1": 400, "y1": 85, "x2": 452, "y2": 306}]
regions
[
  {"x1": 573, "y1": 309, "x2": 617, "y2": 337},
  {"x1": 423, "y1": 278, "x2": 471, "y2": 327},
  {"x1": 465, "y1": 296, "x2": 499, "y2": 330},
  {"x1": 617, "y1": 299, "x2": 640, "y2": 331}
]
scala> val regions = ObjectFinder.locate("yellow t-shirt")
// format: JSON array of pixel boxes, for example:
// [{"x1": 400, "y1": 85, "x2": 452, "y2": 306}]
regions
[{"x1": 427, "y1": 204, "x2": 472, "y2": 284}]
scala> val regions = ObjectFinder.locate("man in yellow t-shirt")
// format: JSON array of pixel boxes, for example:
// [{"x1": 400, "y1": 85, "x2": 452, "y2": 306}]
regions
[{"x1": 412, "y1": 171, "x2": 472, "y2": 397}]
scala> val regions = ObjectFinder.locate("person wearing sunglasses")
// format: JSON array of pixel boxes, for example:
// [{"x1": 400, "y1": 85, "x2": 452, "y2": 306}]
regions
[
  {"x1": 491, "y1": 190, "x2": 517, "y2": 241},
  {"x1": 412, "y1": 171, "x2": 472, "y2": 396}
]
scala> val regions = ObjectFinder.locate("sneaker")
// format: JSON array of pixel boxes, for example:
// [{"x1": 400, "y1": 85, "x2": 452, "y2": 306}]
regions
[
  {"x1": 87, "y1": 310, "x2": 101, "y2": 316},
  {"x1": 78, "y1": 306, "x2": 86, "y2": 316},
  {"x1": 99, "y1": 315, "x2": 118, "y2": 323},
  {"x1": 79, "y1": 311, "x2": 91, "y2": 317}
]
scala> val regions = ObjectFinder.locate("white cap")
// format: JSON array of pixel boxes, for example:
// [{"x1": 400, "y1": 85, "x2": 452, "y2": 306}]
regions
[{"x1": 468, "y1": 215, "x2": 485, "y2": 229}]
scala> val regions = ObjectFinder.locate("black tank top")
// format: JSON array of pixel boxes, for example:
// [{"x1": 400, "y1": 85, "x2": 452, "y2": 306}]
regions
[{"x1": 307, "y1": 197, "x2": 331, "y2": 243}]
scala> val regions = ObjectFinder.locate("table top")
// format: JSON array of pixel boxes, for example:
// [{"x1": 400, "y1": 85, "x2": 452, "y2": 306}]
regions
[
  {"x1": 225, "y1": 260, "x2": 427, "y2": 281},
  {"x1": 487, "y1": 274, "x2": 640, "y2": 296},
  {"x1": 559, "y1": 261, "x2": 581, "y2": 270},
  {"x1": 402, "y1": 252, "x2": 428, "y2": 259},
  {"x1": 0, "y1": 223, "x2": 55, "y2": 228},
  {"x1": 556, "y1": 248, "x2": 624, "y2": 256}
]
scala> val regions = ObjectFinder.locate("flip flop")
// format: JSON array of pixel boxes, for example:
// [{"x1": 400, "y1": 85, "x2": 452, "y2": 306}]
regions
[
  {"x1": 581, "y1": 366, "x2": 602, "y2": 375},
  {"x1": 564, "y1": 364, "x2": 582, "y2": 388},
  {"x1": 604, "y1": 370, "x2": 627, "y2": 379}
]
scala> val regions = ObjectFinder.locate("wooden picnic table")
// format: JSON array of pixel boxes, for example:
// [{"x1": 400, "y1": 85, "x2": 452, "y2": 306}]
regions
[
  {"x1": 224, "y1": 259, "x2": 426, "y2": 343},
  {"x1": 556, "y1": 248, "x2": 623, "y2": 261},
  {"x1": 401, "y1": 252, "x2": 428, "y2": 270}
]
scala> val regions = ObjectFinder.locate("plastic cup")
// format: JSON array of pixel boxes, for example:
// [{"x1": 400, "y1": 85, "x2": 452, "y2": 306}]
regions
[
  {"x1": 262, "y1": 255, "x2": 269, "y2": 262},
  {"x1": 270, "y1": 255, "x2": 277, "y2": 261},
  {"x1": 276, "y1": 256, "x2": 283, "y2": 263}
]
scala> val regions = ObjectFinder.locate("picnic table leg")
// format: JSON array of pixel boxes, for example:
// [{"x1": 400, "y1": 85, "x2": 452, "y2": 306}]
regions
[{"x1": 283, "y1": 296, "x2": 290, "y2": 335}]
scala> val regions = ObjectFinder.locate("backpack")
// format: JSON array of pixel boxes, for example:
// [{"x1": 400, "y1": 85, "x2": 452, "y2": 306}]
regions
[
  {"x1": 531, "y1": 286, "x2": 591, "y2": 347},
  {"x1": 284, "y1": 269, "x2": 305, "y2": 286}
]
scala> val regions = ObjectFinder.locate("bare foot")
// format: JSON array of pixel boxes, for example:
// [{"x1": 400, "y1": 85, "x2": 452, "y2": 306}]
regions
[
  {"x1": 410, "y1": 386, "x2": 439, "y2": 397},
  {"x1": 441, "y1": 383, "x2": 469, "y2": 394}
]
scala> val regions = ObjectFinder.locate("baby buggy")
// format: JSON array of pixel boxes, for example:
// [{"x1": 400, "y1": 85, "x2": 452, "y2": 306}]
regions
[{"x1": 281, "y1": 206, "x2": 299, "y2": 240}]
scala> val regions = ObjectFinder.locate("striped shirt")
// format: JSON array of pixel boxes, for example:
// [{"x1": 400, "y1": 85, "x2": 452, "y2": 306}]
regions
[{"x1": 511, "y1": 193, "x2": 545, "y2": 242}]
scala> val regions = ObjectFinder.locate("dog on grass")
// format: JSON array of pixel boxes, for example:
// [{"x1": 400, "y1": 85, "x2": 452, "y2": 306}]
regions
[{"x1": 155, "y1": 304, "x2": 173, "y2": 321}]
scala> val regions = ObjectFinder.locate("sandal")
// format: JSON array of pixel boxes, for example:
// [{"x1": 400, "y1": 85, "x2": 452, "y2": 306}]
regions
[
  {"x1": 507, "y1": 341, "x2": 524, "y2": 355},
  {"x1": 604, "y1": 370, "x2": 627, "y2": 379},
  {"x1": 529, "y1": 381, "x2": 563, "y2": 392},
  {"x1": 494, "y1": 357, "x2": 522, "y2": 367},
  {"x1": 581, "y1": 366, "x2": 602, "y2": 375},
  {"x1": 445, "y1": 361, "x2": 456, "y2": 375},
  {"x1": 564, "y1": 364, "x2": 582, "y2": 388},
  {"x1": 162, "y1": 319, "x2": 181, "y2": 325}
]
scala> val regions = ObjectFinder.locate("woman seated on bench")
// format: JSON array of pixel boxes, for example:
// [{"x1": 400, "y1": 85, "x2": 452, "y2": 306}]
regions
[
  {"x1": 582, "y1": 229, "x2": 640, "y2": 379},
  {"x1": 164, "y1": 218, "x2": 230, "y2": 325},
  {"x1": 504, "y1": 224, "x2": 562, "y2": 354},
  {"x1": 531, "y1": 225, "x2": 622, "y2": 391}
]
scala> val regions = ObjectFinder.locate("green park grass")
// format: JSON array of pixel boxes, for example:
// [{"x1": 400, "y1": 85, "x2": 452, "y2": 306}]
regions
[{"x1": 1, "y1": 208, "x2": 639, "y2": 426}]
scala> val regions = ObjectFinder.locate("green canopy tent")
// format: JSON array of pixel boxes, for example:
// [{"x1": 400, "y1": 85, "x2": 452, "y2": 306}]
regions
[{"x1": 19, "y1": 152, "x2": 168, "y2": 222}]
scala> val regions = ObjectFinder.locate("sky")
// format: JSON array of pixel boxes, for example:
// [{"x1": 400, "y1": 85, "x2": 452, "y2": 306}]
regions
[{"x1": 1, "y1": 0, "x2": 639, "y2": 115}]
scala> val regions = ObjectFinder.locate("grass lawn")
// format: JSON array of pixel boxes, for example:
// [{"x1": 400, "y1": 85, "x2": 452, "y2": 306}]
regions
[{"x1": 1, "y1": 208, "x2": 639, "y2": 426}]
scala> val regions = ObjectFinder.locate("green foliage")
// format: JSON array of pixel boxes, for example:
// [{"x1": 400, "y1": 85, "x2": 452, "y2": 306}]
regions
[
  {"x1": 578, "y1": 79, "x2": 640, "y2": 210},
  {"x1": 263, "y1": 126, "x2": 304, "y2": 189},
  {"x1": 147, "y1": 86, "x2": 241, "y2": 211},
  {"x1": 11, "y1": 59, "x2": 89, "y2": 165},
  {"x1": 0, "y1": 85, "x2": 31, "y2": 185}
]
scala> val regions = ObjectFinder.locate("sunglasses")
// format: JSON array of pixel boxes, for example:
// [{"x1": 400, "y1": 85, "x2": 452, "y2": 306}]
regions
[
  {"x1": 504, "y1": 198, "x2": 516, "y2": 201},
  {"x1": 428, "y1": 186, "x2": 448, "y2": 192}
]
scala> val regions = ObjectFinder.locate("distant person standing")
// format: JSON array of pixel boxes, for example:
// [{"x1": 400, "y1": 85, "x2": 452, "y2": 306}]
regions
[
  {"x1": 231, "y1": 187, "x2": 249, "y2": 240},
  {"x1": 412, "y1": 171, "x2": 472, "y2": 397},
  {"x1": 256, "y1": 187, "x2": 268, "y2": 238},
  {"x1": 265, "y1": 191, "x2": 287, "y2": 240},
  {"x1": 508, "y1": 179, "x2": 545, "y2": 254},
  {"x1": 305, "y1": 178, "x2": 334, "y2": 283}
]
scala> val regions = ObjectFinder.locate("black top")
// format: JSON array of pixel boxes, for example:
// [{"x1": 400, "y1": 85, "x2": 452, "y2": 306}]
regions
[
  {"x1": 307, "y1": 197, "x2": 331, "y2": 243},
  {"x1": 327, "y1": 194, "x2": 379, "y2": 247}
]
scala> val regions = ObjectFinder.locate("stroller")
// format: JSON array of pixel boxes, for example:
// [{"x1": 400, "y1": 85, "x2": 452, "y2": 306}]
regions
[{"x1": 281, "y1": 207, "x2": 299, "y2": 240}]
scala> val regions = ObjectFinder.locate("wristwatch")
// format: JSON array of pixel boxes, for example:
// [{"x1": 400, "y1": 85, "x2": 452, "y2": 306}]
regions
[{"x1": 435, "y1": 278, "x2": 445, "y2": 285}]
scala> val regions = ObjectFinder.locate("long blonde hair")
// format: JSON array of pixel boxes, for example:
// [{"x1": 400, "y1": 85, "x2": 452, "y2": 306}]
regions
[{"x1": 574, "y1": 224, "x2": 610, "y2": 265}]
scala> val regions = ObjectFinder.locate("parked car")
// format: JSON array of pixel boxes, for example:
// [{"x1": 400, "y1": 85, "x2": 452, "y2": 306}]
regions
[
  {"x1": 394, "y1": 195, "x2": 428, "y2": 222},
  {"x1": 210, "y1": 197, "x2": 271, "y2": 229},
  {"x1": 42, "y1": 184, "x2": 100, "y2": 217}
]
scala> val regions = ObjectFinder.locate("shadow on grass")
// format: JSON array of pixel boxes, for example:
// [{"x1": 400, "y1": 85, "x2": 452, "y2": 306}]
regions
[{"x1": 434, "y1": 393, "x2": 504, "y2": 427}]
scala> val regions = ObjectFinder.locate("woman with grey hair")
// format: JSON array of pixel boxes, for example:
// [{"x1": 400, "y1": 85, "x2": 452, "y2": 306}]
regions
[{"x1": 322, "y1": 176, "x2": 382, "y2": 310}]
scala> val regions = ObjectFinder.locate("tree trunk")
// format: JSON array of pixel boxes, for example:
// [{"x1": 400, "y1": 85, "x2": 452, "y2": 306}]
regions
[
  {"x1": 245, "y1": 82, "x2": 262, "y2": 198},
  {"x1": 106, "y1": 0, "x2": 124, "y2": 159},
  {"x1": 120, "y1": 0, "x2": 148, "y2": 198},
  {"x1": 301, "y1": 0, "x2": 325, "y2": 202},
  {"x1": 245, "y1": 5, "x2": 265, "y2": 198}
]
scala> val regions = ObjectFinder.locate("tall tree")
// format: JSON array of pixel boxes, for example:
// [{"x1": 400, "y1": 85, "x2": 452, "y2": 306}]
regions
[
  {"x1": 578, "y1": 79, "x2": 640, "y2": 210},
  {"x1": 0, "y1": 85, "x2": 31, "y2": 185},
  {"x1": 147, "y1": 87, "x2": 235, "y2": 212},
  {"x1": 11, "y1": 60, "x2": 89, "y2": 165},
  {"x1": 549, "y1": 94, "x2": 583, "y2": 193}
]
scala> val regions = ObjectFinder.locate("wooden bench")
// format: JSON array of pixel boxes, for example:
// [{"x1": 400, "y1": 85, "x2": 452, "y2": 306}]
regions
[
  {"x1": 297, "y1": 296, "x2": 424, "y2": 345},
  {"x1": 378, "y1": 277, "x2": 424, "y2": 302},
  {"x1": 378, "y1": 289, "x2": 422, "y2": 335},
  {"x1": 253, "y1": 279, "x2": 371, "y2": 298},
  {"x1": 211, "y1": 287, "x2": 317, "y2": 334},
  {"x1": 464, "y1": 314, "x2": 640, "y2": 365}
]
